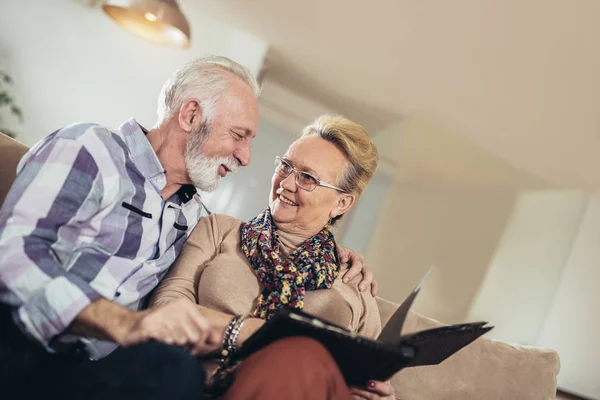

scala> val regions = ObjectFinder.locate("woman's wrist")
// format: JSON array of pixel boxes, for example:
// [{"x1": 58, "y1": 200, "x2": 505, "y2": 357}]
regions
[
  {"x1": 236, "y1": 317, "x2": 265, "y2": 347},
  {"x1": 226, "y1": 315, "x2": 248, "y2": 354},
  {"x1": 221, "y1": 314, "x2": 254, "y2": 358}
]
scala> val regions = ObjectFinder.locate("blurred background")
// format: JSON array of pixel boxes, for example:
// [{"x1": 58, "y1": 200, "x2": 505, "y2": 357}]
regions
[{"x1": 0, "y1": 1, "x2": 598, "y2": 398}]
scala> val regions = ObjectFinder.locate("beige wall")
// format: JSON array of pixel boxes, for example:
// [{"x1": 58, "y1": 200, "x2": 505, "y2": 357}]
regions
[
  {"x1": 467, "y1": 190, "x2": 587, "y2": 345},
  {"x1": 366, "y1": 183, "x2": 517, "y2": 324},
  {"x1": 375, "y1": 117, "x2": 553, "y2": 189},
  {"x1": 365, "y1": 116, "x2": 554, "y2": 324}
]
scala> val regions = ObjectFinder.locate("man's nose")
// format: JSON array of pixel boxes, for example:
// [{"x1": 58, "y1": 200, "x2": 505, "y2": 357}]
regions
[{"x1": 234, "y1": 141, "x2": 251, "y2": 167}]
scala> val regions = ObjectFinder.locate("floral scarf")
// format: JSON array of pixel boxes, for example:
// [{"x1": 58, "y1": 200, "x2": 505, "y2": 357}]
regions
[
  {"x1": 207, "y1": 208, "x2": 340, "y2": 397},
  {"x1": 241, "y1": 207, "x2": 340, "y2": 320}
]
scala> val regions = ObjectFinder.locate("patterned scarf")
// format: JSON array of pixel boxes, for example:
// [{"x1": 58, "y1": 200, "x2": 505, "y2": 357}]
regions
[
  {"x1": 241, "y1": 207, "x2": 340, "y2": 320},
  {"x1": 206, "y1": 208, "x2": 341, "y2": 398}
]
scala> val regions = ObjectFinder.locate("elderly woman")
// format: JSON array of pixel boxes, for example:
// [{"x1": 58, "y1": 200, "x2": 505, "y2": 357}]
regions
[{"x1": 150, "y1": 115, "x2": 393, "y2": 400}]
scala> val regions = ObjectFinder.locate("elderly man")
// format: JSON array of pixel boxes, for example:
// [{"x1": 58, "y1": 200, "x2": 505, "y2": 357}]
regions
[{"x1": 0, "y1": 56, "x2": 376, "y2": 399}]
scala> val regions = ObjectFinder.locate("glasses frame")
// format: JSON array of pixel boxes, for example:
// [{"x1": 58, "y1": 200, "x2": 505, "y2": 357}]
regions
[{"x1": 274, "y1": 156, "x2": 347, "y2": 193}]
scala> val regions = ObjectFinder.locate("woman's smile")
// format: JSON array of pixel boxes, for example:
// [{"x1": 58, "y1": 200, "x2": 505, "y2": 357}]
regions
[{"x1": 278, "y1": 194, "x2": 298, "y2": 207}]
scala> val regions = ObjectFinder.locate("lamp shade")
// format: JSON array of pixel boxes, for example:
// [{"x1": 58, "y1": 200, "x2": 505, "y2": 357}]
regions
[{"x1": 102, "y1": 0, "x2": 190, "y2": 48}]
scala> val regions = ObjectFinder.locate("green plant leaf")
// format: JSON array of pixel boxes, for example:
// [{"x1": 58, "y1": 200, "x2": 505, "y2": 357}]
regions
[
  {"x1": 0, "y1": 92, "x2": 11, "y2": 104},
  {"x1": 10, "y1": 106, "x2": 23, "y2": 122},
  {"x1": 0, "y1": 71, "x2": 12, "y2": 84},
  {"x1": 0, "y1": 70, "x2": 23, "y2": 129}
]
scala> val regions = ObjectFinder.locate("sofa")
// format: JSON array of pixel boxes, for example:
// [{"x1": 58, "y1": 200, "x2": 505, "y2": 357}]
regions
[{"x1": 0, "y1": 132, "x2": 561, "y2": 399}]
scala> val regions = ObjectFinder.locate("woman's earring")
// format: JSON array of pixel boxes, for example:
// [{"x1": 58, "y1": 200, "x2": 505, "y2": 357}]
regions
[{"x1": 326, "y1": 217, "x2": 333, "y2": 229}]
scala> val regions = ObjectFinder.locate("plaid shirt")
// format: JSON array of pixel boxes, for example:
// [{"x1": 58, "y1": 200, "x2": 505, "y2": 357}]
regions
[{"x1": 0, "y1": 118, "x2": 208, "y2": 358}]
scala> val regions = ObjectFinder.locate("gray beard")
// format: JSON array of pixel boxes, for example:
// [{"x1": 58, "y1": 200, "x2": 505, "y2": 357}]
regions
[{"x1": 185, "y1": 122, "x2": 239, "y2": 192}]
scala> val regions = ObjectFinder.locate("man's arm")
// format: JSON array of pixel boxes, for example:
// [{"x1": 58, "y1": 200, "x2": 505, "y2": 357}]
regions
[
  {"x1": 0, "y1": 136, "x2": 107, "y2": 346},
  {"x1": 0, "y1": 133, "x2": 218, "y2": 353},
  {"x1": 69, "y1": 298, "x2": 134, "y2": 343},
  {"x1": 70, "y1": 298, "x2": 221, "y2": 355}
]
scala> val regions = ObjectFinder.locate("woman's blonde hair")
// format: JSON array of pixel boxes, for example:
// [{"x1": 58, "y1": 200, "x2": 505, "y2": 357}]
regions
[{"x1": 300, "y1": 115, "x2": 379, "y2": 200}]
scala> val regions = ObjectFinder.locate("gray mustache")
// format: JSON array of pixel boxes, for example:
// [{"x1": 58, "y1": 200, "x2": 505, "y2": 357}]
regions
[{"x1": 223, "y1": 158, "x2": 241, "y2": 173}]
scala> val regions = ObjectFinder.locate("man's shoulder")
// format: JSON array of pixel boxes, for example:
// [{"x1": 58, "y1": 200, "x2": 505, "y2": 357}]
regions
[
  {"x1": 34, "y1": 122, "x2": 132, "y2": 166},
  {"x1": 21, "y1": 123, "x2": 120, "y2": 164},
  {"x1": 53, "y1": 122, "x2": 123, "y2": 148}
]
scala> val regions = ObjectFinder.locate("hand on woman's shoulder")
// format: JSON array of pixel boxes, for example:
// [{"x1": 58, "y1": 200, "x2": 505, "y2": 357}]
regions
[{"x1": 336, "y1": 264, "x2": 362, "y2": 290}]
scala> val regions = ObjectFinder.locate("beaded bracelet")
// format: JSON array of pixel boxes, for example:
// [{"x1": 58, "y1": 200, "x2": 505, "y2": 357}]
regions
[
  {"x1": 227, "y1": 315, "x2": 248, "y2": 355},
  {"x1": 221, "y1": 316, "x2": 239, "y2": 357},
  {"x1": 221, "y1": 315, "x2": 248, "y2": 358}
]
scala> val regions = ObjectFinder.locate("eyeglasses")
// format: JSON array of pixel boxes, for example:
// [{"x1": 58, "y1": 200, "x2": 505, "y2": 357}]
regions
[{"x1": 274, "y1": 156, "x2": 347, "y2": 193}]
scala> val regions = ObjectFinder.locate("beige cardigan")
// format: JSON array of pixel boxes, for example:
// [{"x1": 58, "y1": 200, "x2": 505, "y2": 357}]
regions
[{"x1": 150, "y1": 214, "x2": 385, "y2": 389}]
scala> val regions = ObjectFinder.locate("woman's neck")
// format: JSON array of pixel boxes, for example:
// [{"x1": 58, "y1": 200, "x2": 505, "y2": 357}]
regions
[
  {"x1": 275, "y1": 225, "x2": 311, "y2": 248},
  {"x1": 274, "y1": 225, "x2": 315, "y2": 261},
  {"x1": 273, "y1": 219, "x2": 325, "y2": 238}
]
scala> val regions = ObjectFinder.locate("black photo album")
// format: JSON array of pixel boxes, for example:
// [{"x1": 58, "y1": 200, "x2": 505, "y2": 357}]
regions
[{"x1": 239, "y1": 271, "x2": 493, "y2": 386}]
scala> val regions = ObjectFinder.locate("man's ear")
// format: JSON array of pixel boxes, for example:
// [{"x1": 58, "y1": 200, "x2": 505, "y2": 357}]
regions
[
  {"x1": 330, "y1": 193, "x2": 356, "y2": 219},
  {"x1": 178, "y1": 99, "x2": 202, "y2": 133}
]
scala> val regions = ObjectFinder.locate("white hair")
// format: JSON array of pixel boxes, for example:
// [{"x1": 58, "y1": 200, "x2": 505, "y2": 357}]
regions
[{"x1": 156, "y1": 55, "x2": 261, "y2": 124}]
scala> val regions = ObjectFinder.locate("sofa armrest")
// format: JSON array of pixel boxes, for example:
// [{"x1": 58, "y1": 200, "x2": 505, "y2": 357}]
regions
[
  {"x1": 0, "y1": 132, "x2": 28, "y2": 207},
  {"x1": 375, "y1": 297, "x2": 560, "y2": 400}
]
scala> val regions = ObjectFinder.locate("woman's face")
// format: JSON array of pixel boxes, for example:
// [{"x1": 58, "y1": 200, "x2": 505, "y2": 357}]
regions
[{"x1": 269, "y1": 136, "x2": 355, "y2": 236}]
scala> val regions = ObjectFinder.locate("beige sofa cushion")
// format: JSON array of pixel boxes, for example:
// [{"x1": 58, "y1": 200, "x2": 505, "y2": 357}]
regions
[
  {"x1": 0, "y1": 132, "x2": 28, "y2": 207},
  {"x1": 376, "y1": 297, "x2": 560, "y2": 400}
]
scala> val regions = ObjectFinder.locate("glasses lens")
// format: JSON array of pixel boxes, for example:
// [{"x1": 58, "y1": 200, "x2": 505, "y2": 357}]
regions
[
  {"x1": 275, "y1": 158, "x2": 292, "y2": 177},
  {"x1": 296, "y1": 172, "x2": 318, "y2": 191}
]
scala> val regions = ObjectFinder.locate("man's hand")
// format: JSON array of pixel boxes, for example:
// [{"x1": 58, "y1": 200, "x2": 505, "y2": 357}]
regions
[
  {"x1": 121, "y1": 299, "x2": 221, "y2": 356},
  {"x1": 71, "y1": 298, "x2": 220, "y2": 356},
  {"x1": 351, "y1": 380, "x2": 394, "y2": 399},
  {"x1": 336, "y1": 244, "x2": 379, "y2": 296}
]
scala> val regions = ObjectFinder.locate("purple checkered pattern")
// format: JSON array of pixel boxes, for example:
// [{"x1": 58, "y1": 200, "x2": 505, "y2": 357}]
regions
[{"x1": 0, "y1": 118, "x2": 207, "y2": 358}]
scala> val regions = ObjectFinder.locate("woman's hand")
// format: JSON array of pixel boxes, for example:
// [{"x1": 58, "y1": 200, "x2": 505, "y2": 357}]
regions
[
  {"x1": 351, "y1": 380, "x2": 394, "y2": 399},
  {"x1": 336, "y1": 244, "x2": 378, "y2": 296}
]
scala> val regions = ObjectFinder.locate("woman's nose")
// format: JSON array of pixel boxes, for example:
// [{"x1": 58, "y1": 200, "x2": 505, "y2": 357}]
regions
[{"x1": 280, "y1": 172, "x2": 297, "y2": 191}]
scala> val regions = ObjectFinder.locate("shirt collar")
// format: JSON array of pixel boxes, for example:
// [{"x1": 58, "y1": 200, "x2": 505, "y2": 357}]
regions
[
  {"x1": 117, "y1": 118, "x2": 198, "y2": 204},
  {"x1": 118, "y1": 118, "x2": 167, "y2": 191}
]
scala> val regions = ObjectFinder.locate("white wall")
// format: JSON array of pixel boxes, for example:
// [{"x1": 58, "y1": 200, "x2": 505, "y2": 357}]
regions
[
  {"x1": 0, "y1": 0, "x2": 268, "y2": 145},
  {"x1": 366, "y1": 183, "x2": 518, "y2": 324},
  {"x1": 536, "y1": 196, "x2": 600, "y2": 399},
  {"x1": 338, "y1": 171, "x2": 393, "y2": 254},
  {"x1": 363, "y1": 116, "x2": 558, "y2": 325},
  {"x1": 467, "y1": 190, "x2": 588, "y2": 345}
]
